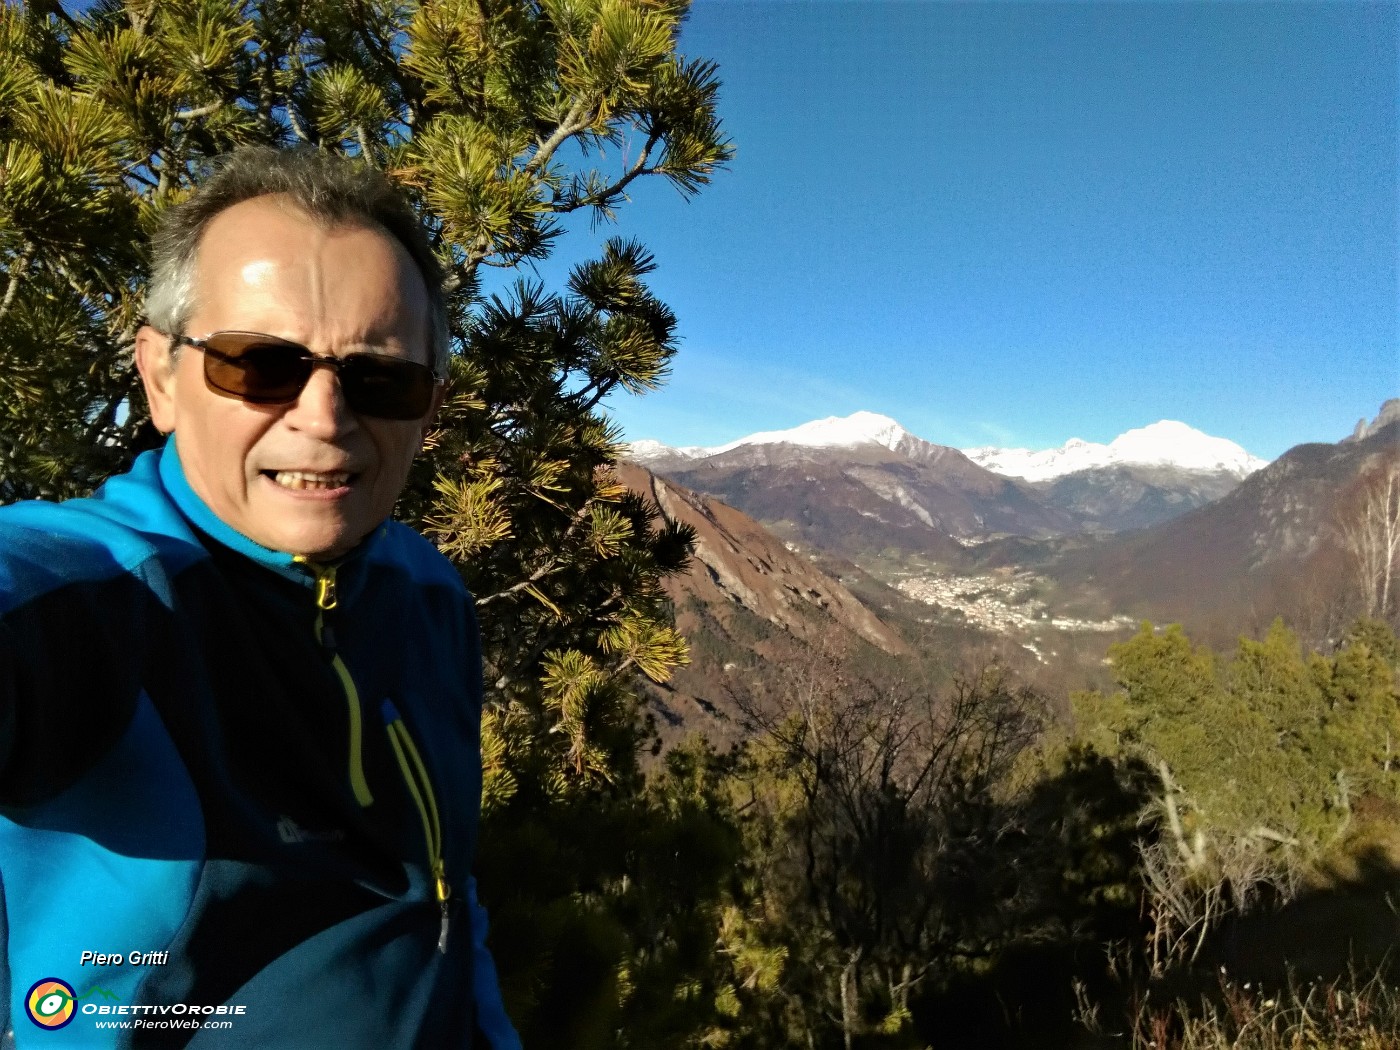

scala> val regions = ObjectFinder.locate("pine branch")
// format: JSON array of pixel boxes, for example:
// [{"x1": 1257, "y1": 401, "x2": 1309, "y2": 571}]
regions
[
  {"x1": 81, "y1": 386, "x2": 130, "y2": 450},
  {"x1": 475, "y1": 558, "x2": 566, "y2": 607},
  {"x1": 474, "y1": 500, "x2": 595, "y2": 606},
  {"x1": 128, "y1": 0, "x2": 158, "y2": 35},
  {"x1": 572, "y1": 375, "x2": 618, "y2": 415},
  {"x1": 443, "y1": 249, "x2": 487, "y2": 294},
  {"x1": 556, "y1": 127, "x2": 663, "y2": 214},
  {"x1": 48, "y1": 2, "x2": 82, "y2": 34},
  {"x1": 256, "y1": 42, "x2": 279, "y2": 133},
  {"x1": 123, "y1": 163, "x2": 160, "y2": 190},
  {"x1": 352, "y1": 15, "x2": 421, "y2": 118},
  {"x1": 53, "y1": 254, "x2": 99, "y2": 310},
  {"x1": 448, "y1": 223, "x2": 518, "y2": 289}
]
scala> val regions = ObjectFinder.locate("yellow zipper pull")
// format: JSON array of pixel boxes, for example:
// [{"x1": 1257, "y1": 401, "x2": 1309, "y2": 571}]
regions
[
  {"x1": 292, "y1": 556, "x2": 339, "y2": 610},
  {"x1": 434, "y1": 859, "x2": 451, "y2": 954},
  {"x1": 315, "y1": 571, "x2": 337, "y2": 610}
]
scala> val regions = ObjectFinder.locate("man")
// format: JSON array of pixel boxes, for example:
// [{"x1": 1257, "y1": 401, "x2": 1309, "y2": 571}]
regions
[{"x1": 0, "y1": 147, "x2": 520, "y2": 1048}]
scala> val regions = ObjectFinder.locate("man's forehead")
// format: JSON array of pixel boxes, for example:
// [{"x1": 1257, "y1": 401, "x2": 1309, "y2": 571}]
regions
[
  {"x1": 199, "y1": 194, "x2": 379, "y2": 253},
  {"x1": 186, "y1": 195, "x2": 431, "y2": 351},
  {"x1": 193, "y1": 196, "x2": 421, "y2": 295},
  {"x1": 237, "y1": 259, "x2": 280, "y2": 286}
]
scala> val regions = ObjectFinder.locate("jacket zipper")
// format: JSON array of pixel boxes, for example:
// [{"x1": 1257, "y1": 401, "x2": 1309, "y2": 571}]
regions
[
  {"x1": 294, "y1": 557, "x2": 374, "y2": 806},
  {"x1": 294, "y1": 557, "x2": 453, "y2": 953},
  {"x1": 381, "y1": 698, "x2": 452, "y2": 953}
]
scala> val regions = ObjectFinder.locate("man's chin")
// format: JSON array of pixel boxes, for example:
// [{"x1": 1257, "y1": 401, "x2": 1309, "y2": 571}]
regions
[
  {"x1": 283, "y1": 531, "x2": 363, "y2": 562},
  {"x1": 246, "y1": 517, "x2": 366, "y2": 561},
  {"x1": 246, "y1": 487, "x2": 375, "y2": 559}
]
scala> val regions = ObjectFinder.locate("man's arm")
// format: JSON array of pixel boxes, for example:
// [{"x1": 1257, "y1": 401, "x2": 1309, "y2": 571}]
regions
[
  {"x1": 0, "y1": 522, "x2": 148, "y2": 806},
  {"x1": 0, "y1": 622, "x2": 13, "y2": 791}
]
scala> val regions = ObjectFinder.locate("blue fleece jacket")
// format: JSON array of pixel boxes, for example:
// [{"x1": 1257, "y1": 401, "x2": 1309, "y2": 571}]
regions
[{"x1": 0, "y1": 440, "x2": 520, "y2": 1049}]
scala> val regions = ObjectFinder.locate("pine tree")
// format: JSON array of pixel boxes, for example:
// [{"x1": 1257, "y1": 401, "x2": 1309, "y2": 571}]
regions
[
  {"x1": 1313, "y1": 620, "x2": 1400, "y2": 806},
  {"x1": 1075, "y1": 620, "x2": 1400, "y2": 853},
  {"x1": 2, "y1": 0, "x2": 731, "y2": 1037}
]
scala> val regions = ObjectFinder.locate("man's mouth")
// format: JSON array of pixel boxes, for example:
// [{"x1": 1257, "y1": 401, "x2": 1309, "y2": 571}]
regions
[{"x1": 265, "y1": 470, "x2": 355, "y2": 491}]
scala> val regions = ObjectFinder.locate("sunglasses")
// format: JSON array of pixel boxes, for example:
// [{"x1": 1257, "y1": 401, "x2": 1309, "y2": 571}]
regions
[{"x1": 173, "y1": 331, "x2": 439, "y2": 421}]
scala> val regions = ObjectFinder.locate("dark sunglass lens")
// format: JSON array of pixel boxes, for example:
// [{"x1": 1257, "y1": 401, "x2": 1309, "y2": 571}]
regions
[
  {"x1": 341, "y1": 355, "x2": 435, "y2": 420},
  {"x1": 203, "y1": 336, "x2": 310, "y2": 402}
]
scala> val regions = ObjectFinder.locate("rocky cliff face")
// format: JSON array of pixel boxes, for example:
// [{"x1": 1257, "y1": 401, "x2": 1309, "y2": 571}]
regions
[
  {"x1": 617, "y1": 462, "x2": 905, "y2": 746},
  {"x1": 620, "y1": 462, "x2": 903, "y2": 654}
]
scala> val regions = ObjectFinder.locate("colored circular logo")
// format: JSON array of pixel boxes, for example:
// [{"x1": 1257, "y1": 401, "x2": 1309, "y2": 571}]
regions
[{"x1": 26, "y1": 978, "x2": 77, "y2": 1029}]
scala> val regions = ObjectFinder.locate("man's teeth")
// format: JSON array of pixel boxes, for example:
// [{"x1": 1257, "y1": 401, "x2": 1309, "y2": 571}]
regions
[{"x1": 272, "y1": 470, "x2": 351, "y2": 490}]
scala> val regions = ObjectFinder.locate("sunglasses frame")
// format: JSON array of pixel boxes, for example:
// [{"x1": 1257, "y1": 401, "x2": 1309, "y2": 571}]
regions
[{"x1": 171, "y1": 331, "x2": 440, "y2": 421}]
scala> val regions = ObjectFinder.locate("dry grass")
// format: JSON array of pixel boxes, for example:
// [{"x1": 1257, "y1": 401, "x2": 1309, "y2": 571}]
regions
[{"x1": 1121, "y1": 969, "x2": 1400, "y2": 1050}]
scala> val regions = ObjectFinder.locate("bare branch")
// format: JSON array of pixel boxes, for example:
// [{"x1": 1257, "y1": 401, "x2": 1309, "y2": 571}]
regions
[
  {"x1": 49, "y1": 3, "x2": 82, "y2": 33},
  {"x1": 129, "y1": 0, "x2": 158, "y2": 35},
  {"x1": 174, "y1": 101, "x2": 223, "y2": 121},
  {"x1": 572, "y1": 376, "x2": 617, "y2": 415},
  {"x1": 123, "y1": 164, "x2": 160, "y2": 190},
  {"x1": 524, "y1": 99, "x2": 592, "y2": 178},
  {"x1": 0, "y1": 242, "x2": 34, "y2": 326},
  {"x1": 53, "y1": 254, "x2": 98, "y2": 308},
  {"x1": 474, "y1": 558, "x2": 564, "y2": 607},
  {"x1": 286, "y1": 105, "x2": 313, "y2": 144}
]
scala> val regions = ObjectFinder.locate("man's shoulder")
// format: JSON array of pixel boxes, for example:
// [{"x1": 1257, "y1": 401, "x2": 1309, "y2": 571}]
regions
[
  {"x1": 371, "y1": 520, "x2": 471, "y2": 597},
  {"x1": 0, "y1": 456, "x2": 203, "y2": 614}
]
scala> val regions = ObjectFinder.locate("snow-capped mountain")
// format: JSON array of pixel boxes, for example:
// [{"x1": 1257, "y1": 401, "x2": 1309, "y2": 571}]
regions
[
  {"x1": 628, "y1": 412, "x2": 1068, "y2": 556},
  {"x1": 707, "y1": 411, "x2": 911, "y2": 454},
  {"x1": 630, "y1": 414, "x2": 1267, "y2": 481},
  {"x1": 625, "y1": 438, "x2": 708, "y2": 461},
  {"x1": 627, "y1": 413, "x2": 1274, "y2": 552},
  {"x1": 963, "y1": 421, "x2": 1268, "y2": 482},
  {"x1": 629, "y1": 411, "x2": 912, "y2": 462}
]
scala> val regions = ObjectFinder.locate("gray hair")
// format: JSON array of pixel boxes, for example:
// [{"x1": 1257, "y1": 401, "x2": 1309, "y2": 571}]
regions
[{"x1": 145, "y1": 146, "x2": 449, "y2": 379}]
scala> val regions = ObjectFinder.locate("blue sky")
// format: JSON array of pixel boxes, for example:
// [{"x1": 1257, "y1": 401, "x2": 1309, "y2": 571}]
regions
[{"x1": 521, "y1": 1, "x2": 1397, "y2": 460}]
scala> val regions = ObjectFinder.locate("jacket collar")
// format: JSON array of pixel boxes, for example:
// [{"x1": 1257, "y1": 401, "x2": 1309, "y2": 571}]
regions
[{"x1": 156, "y1": 436, "x2": 381, "y2": 589}]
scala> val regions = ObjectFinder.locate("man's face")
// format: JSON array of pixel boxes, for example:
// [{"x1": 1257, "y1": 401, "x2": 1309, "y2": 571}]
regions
[{"x1": 136, "y1": 195, "x2": 438, "y2": 560}]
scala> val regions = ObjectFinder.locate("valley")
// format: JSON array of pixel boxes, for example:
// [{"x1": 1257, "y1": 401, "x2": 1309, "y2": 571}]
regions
[{"x1": 625, "y1": 402, "x2": 1399, "y2": 739}]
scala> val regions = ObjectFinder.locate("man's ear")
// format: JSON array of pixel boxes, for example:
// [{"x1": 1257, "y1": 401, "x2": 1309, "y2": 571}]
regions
[{"x1": 134, "y1": 325, "x2": 178, "y2": 434}]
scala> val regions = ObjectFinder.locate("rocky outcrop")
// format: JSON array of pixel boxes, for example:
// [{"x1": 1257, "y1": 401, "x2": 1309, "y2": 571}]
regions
[
  {"x1": 1346, "y1": 399, "x2": 1400, "y2": 443},
  {"x1": 618, "y1": 462, "x2": 904, "y2": 654}
]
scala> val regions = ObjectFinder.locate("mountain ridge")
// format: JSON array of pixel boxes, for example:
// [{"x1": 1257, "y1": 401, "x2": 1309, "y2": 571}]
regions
[
  {"x1": 628, "y1": 413, "x2": 1269, "y2": 550},
  {"x1": 964, "y1": 420, "x2": 1267, "y2": 481},
  {"x1": 631, "y1": 412, "x2": 1269, "y2": 482}
]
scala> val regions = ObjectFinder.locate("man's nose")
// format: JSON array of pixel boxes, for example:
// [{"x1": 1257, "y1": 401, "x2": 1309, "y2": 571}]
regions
[{"x1": 283, "y1": 364, "x2": 358, "y2": 437}]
